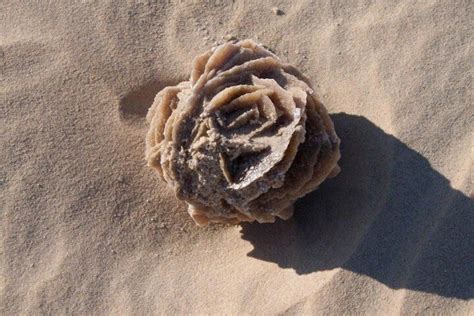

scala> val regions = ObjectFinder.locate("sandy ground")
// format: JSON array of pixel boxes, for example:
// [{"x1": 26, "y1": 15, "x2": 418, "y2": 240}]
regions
[{"x1": 1, "y1": 1, "x2": 473, "y2": 314}]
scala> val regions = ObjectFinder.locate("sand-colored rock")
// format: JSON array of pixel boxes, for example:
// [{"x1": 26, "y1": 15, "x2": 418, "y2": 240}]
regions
[{"x1": 145, "y1": 40, "x2": 340, "y2": 225}]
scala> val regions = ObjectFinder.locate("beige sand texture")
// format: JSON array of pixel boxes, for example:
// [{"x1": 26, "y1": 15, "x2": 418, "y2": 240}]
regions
[{"x1": 1, "y1": 1, "x2": 473, "y2": 314}]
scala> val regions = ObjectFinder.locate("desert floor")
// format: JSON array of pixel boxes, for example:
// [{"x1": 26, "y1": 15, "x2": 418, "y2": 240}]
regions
[{"x1": 1, "y1": 1, "x2": 473, "y2": 314}]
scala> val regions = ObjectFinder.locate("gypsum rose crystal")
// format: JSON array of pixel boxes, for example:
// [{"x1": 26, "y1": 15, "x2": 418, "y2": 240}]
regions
[{"x1": 145, "y1": 39, "x2": 341, "y2": 225}]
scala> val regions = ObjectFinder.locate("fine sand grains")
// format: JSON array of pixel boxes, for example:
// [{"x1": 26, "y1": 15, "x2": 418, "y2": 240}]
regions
[{"x1": 1, "y1": 1, "x2": 473, "y2": 314}]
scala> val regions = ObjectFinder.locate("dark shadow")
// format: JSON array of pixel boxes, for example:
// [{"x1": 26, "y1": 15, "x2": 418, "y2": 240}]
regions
[
  {"x1": 118, "y1": 78, "x2": 172, "y2": 119},
  {"x1": 240, "y1": 113, "x2": 474, "y2": 300}
]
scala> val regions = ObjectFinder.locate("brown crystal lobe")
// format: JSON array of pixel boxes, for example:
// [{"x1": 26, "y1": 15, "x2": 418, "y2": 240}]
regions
[{"x1": 145, "y1": 39, "x2": 341, "y2": 225}]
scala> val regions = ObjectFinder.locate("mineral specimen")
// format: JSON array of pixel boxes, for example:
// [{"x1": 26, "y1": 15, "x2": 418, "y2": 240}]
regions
[{"x1": 145, "y1": 39, "x2": 340, "y2": 225}]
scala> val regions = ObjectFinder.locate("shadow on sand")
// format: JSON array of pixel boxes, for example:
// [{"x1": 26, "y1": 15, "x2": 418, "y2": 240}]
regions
[
  {"x1": 119, "y1": 78, "x2": 175, "y2": 120},
  {"x1": 240, "y1": 113, "x2": 473, "y2": 300}
]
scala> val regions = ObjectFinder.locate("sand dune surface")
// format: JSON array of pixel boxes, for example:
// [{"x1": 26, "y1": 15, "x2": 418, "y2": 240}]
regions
[{"x1": 1, "y1": 1, "x2": 473, "y2": 314}]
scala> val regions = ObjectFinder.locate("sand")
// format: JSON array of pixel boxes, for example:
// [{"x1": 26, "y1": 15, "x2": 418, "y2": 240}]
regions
[{"x1": 1, "y1": 1, "x2": 473, "y2": 314}]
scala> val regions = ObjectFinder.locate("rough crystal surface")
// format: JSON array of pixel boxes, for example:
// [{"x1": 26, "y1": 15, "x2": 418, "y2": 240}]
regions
[{"x1": 146, "y1": 39, "x2": 341, "y2": 225}]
